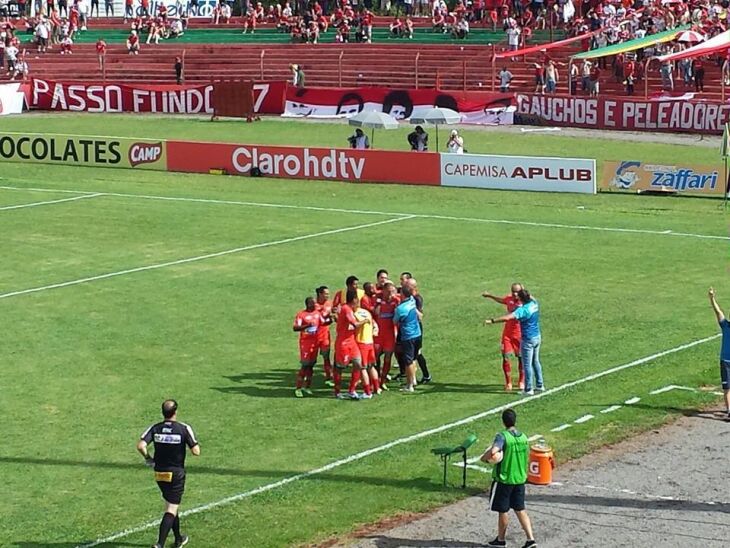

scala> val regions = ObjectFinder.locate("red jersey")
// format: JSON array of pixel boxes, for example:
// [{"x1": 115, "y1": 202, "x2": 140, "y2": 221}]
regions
[
  {"x1": 363, "y1": 11, "x2": 373, "y2": 24},
  {"x1": 96, "y1": 39, "x2": 107, "y2": 54},
  {"x1": 503, "y1": 295, "x2": 521, "y2": 338},
  {"x1": 360, "y1": 294, "x2": 376, "y2": 313},
  {"x1": 374, "y1": 295, "x2": 401, "y2": 338},
  {"x1": 335, "y1": 304, "x2": 358, "y2": 343},
  {"x1": 294, "y1": 309, "x2": 322, "y2": 342}
]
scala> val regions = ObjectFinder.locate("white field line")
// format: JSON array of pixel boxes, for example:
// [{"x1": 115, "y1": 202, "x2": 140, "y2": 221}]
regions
[
  {"x1": 0, "y1": 193, "x2": 102, "y2": 211},
  {"x1": 77, "y1": 333, "x2": 720, "y2": 548},
  {"x1": 574, "y1": 414, "x2": 594, "y2": 424},
  {"x1": 625, "y1": 397, "x2": 641, "y2": 405},
  {"x1": 1, "y1": 185, "x2": 727, "y2": 241},
  {"x1": 551, "y1": 424, "x2": 573, "y2": 432},
  {"x1": 0, "y1": 216, "x2": 414, "y2": 301},
  {"x1": 649, "y1": 385, "x2": 697, "y2": 395},
  {"x1": 600, "y1": 405, "x2": 622, "y2": 414}
]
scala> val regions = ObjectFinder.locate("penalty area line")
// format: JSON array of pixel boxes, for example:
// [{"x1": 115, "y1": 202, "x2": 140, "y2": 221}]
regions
[
  {"x1": 0, "y1": 215, "x2": 414, "y2": 301},
  {"x1": 77, "y1": 333, "x2": 720, "y2": 547},
  {"x1": 0, "y1": 184, "x2": 727, "y2": 241},
  {"x1": 0, "y1": 193, "x2": 103, "y2": 211}
]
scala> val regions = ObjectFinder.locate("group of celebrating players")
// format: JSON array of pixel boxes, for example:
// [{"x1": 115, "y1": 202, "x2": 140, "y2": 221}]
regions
[{"x1": 293, "y1": 269, "x2": 430, "y2": 399}]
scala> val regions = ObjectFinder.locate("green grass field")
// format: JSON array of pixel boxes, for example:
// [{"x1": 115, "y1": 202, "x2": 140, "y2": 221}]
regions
[{"x1": 1, "y1": 115, "x2": 728, "y2": 547}]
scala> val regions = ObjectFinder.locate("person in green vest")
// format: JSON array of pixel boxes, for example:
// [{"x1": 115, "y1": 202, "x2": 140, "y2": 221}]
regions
[{"x1": 481, "y1": 409, "x2": 537, "y2": 548}]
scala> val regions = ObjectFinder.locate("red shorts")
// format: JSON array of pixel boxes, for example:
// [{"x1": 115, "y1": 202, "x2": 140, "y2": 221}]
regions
[
  {"x1": 317, "y1": 328, "x2": 331, "y2": 351},
  {"x1": 335, "y1": 339, "x2": 361, "y2": 366},
  {"x1": 357, "y1": 343, "x2": 376, "y2": 366},
  {"x1": 501, "y1": 334, "x2": 521, "y2": 356},
  {"x1": 299, "y1": 338, "x2": 318, "y2": 364},
  {"x1": 374, "y1": 331, "x2": 396, "y2": 353}
]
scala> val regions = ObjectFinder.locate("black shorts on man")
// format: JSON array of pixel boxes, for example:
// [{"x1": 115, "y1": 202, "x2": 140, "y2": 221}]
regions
[
  {"x1": 399, "y1": 336, "x2": 422, "y2": 365},
  {"x1": 155, "y1": 468, "x2": 186, "y2": 504},
  {"x1": 489, "y1": 481, "x2": 525, "y2": 513}
]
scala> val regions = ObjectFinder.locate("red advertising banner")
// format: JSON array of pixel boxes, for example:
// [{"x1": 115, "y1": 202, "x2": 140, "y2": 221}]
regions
[
  {"x1": 515, "y1": 93, "x2": 730, "y2": 134},
  {"x1": 25, "y1": 79, "x2": 287, "y2": 115},
  {"x1": 285, "y1": 87, "x2": 515, "y2": 124},
  {"x1": 166, "y1": 141, "x2": 441, "y2": 185}
]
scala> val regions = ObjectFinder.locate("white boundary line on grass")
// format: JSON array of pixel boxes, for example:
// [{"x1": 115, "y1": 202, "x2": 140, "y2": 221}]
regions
[
  {"x1": 77, "y1": 333, "x2": 720, "y2": 548},
  {"x1": 0, "y1": 216, "x2": 414, "y2": 300},
  {"x1": 0, "y1": 185, "x2": 727, "y2": 241},
  {"x1": 0, "y1": 193, "x2": 103, "y2": 211}
]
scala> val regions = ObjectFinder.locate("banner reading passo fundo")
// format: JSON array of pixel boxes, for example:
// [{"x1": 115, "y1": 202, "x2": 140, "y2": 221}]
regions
[
  {"x1": 602, "y1": 161, "x2": 723, "y2": 195},
  {"x1": 284, "y1": 87, "x2": 515, "y2": 125},
  {"x1": 27, "y1": 79, "x2": 287, "y2": 115},
  {"x1": 166, "y1": 141, "x2": 442, "y2": 185},
  {"x1": 516, "y1": 93, "x2": 730, "y2": 134},
  {"x1": 0, "y1": 132, "x2": 166, "y2": 170}
]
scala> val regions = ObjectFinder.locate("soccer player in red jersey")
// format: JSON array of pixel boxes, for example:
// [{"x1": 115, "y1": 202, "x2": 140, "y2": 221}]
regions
[
  {"x1": 361, "y1": 282, "x2": 377, "y2": 314},
  {"x1": 334, "y1": 289, "x2": 370, "y2": 399},
  {"x1": 482, "y1": 283, "x2": 525, "y2": 391},
  {"x1": 292, "y1": 297, "x2": 323, "y2": 398},
  {"x1": 375, "y1": 268, "x2": 389, "y2": 295},
  {"x1": 315, "y1": 285, "x2": 334, "y2": 386},
  {"x1": 374, "y1": 281, "x2": 400, "y2": 389},
  {"x1": 332, "y1": 275, "x2": 364, "y2": 311}
]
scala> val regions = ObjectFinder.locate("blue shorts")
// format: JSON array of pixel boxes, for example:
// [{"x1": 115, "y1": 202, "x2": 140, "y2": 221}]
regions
[{"x1": 721, "y1": 360, "x2": 730, "y2": 389}]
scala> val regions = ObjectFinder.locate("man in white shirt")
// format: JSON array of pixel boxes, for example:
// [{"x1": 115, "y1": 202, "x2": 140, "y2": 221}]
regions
[
  {"x1": 348, "y1": 128, "x2": 370, "y2": 150},
  {"x1": 499, "y1": 67, "x2": 513, "y2": 92},
  {"x1": 506, "y1": 24, "x2": 520, "y2": 59},
  {"x1": 5, "y1": 43, "x2": 18, "y2": 75}
]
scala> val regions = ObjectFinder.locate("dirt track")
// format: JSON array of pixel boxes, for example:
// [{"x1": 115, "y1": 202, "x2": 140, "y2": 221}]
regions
[{"x1": 341, "y1": 411, "x2": 730, "y2": 548}]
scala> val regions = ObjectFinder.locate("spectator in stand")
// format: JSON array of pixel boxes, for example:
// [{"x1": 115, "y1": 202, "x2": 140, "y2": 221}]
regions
[
  {"x1": 545, "y1": 60, "x2": 558, "y2": 93},
  {"x1": 46, "y1": 0, "x2": 55, "y2": 17},
  {"x1": 90, "y1": 0, "x2": 98, "y2": 17},
  {"x1": 127, "y1": 28, "x2": 139, "y2": 54},
  {"x1": 157, "y1": 2, "x2": 167, "y2": 21},
  {"x1": 69, "y1": 3, "x2": 79, "y2": 32},
  {"x1": 432, "y1": 9, "x2": 444, "y2": 32},
  {"x1": 446, "y1": 129, "x2": 464, "y2": 154},
  {"x1": 253, "y1": 1, "x2": 263, "y2": 20},
  {"x1": 5, "y1": 41, "x2": 18, "y2": 74},
  {"x1": 96, "y1": 36, "x2": 105, "y2": 69},
  {"x1": 11, "y1": 54, "x2": 27, "y2": 80},
  {"x1": 506, "y1": 22, "x2": 520, "y2": 60},
  {"x1": 569, "y1": 63, "x2": 578, "y2": 94},
  {"x1": 290, "y1": 63, "x2": 305, "y2": 88},
  {"x1": 58, "y1": 0, "x2": 67, "y2": 16},
  {"x1": 389, "y1": 16, "x2": 403, "y2": 37},
  {"x1": 60, "y1": 32, "x2": 72, "y2": 53},
  {"x1": 0, "y1": 33, "x2": 5, "y2": 71},
  {"x1": 408, "y1": 125, "x2": 428, "y2": 151},
  {"x1": 77, "y1": 0, "x2": 88, "y2": 30},
  {"x1": 242, "y1": 7, "x2": 256, "y2": 33},
  {"x1": 589, "y1": 63, "x2": 600, "y2": 96},
  {"x1": 533, "y1": 62, "x2": 545, "y2": 93},
  {"x1": 580, "y1": 59, "x2": 591, "y2": 92},
  {"x1": 189, "y1": 0, "x2": 198, "y2": 16},
  {"x1": 104, "y1": 0, "x2": 112, "y2": 16},
  {"x1": 35, "y1": 17, "x2": 49, "y2": 53},
  {"x1": 660, "y1": 59, "x2": 674, "y2": 91},
  {"x1": 124, "y1": 0, "x2": 132, "y2": 20},
  {"x1": 174, "y1": 55, "x2": 182, "y2": 84},
  {"x1": 220, "y1": 2, "x2": 231, "y2": 23},
  {"x1": 499, "y1": 66, "x2": 513, "y2": 92},
  {"x1": 404, "y1": 15, "x2": 414, "y2": 38},
  {"x1": 146, "y1": 17, "x2": 161, "y2": 43},
  {"x1": 452, "y1": 14, "x2": 468, "y2": 39},
  {"x1": 693, "y1": 58, "x2": 704, "y2": 92},
  {"x1": 140, "y1": 0, "x2": 149, "y2": 17},
  {"x1": 403, "y1": 0, "x2": 412, "y2": 15},
  {"x1": 362, "y1": 8, "x2": 372, "y2": 43},
  {"x1": 307, "y1": 20, "x2": 318, "y2": 42},
  {"x1": 169, "y1": 17, "x2": 183, "y2": 37},
  {"x1": 348, "y1": 128, "x2": 370, "y2": 149}
]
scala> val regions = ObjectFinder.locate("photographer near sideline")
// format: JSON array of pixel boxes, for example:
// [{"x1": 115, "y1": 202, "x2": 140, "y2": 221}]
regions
[{"x1": 347, "y1": 128, "x2": 370, "y2": 150}]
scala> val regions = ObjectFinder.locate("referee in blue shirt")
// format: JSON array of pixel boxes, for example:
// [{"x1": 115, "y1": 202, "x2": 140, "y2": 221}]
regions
[
  {"x1": 709, "y1": 287, "x2": 730, "y2": 420},
  {"x1": 394, "y1": 284, "x2": 422, "y2": 393}
]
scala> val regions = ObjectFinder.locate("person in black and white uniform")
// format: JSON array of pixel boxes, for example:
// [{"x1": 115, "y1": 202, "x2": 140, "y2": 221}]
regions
[{"x1": 138, "y1": 400, "x2": 200, "y2": 548}]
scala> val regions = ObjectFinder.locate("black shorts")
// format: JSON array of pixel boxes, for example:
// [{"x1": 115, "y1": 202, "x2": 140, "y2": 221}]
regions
[
  {"x1": 155, "y1": 469, "x2": 186, "y2": 504},
  {"x1": 489, "y1": 481, "x2": 525, "y2": 513},
  {"x1": 721, "y1": 360, "x2": 730, "y2": 390},
  {"x1": 397, "y1": 336, "x2": 422, "y2": 366}
]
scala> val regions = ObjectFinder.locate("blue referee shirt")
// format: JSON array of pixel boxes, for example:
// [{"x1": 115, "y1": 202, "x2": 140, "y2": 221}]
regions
[
  {"x1": 394, "y1": 296, "x2": 422, "y2": 341},
  {"x1": 512, "y1": 300, "x2": 540, "y2": 339}
]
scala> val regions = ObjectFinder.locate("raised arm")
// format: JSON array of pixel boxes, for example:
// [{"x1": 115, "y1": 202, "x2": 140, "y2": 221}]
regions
[
  {"x1": 482, "y1": 291, "x2": 506, "y2": 304},
  {"x1": 710, "y1": 287, "x2": 725, "y2": 323}
]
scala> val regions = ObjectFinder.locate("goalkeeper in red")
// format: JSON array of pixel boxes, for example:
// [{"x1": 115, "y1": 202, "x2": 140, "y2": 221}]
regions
[{"x1": 482, "y1": 283, "x2": 524, "y2": 391}]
